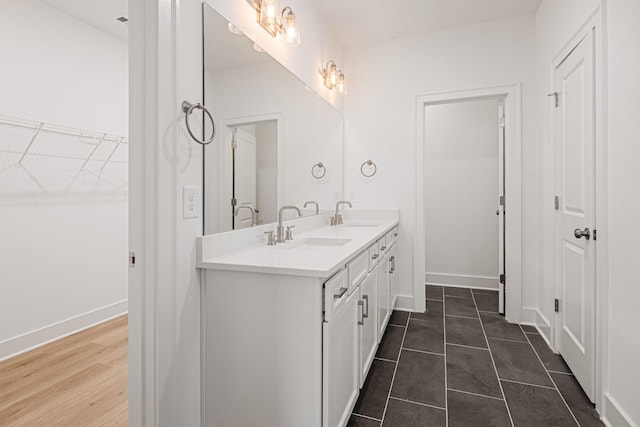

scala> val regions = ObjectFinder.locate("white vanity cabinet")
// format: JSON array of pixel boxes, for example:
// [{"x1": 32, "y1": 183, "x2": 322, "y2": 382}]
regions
[
  {"x1": 199, "y1": 216, "x2": 400, "y2": 427},
  {"x1": 358, "y1": 267, "x2": 378, "y2": 386},
  {"x1": 323, "y1": 282, "x2": 359, "y2": 427},
  {"x1": 378, "y1": 249, "x2": 391, "y2": 338}
]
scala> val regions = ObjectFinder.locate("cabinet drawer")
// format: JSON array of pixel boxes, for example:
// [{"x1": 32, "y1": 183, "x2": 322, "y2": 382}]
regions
[
  {"x1": 324, "y1": 269, "x2": 349, "y2": 322},
  {"x1": 379, "y1": 234, "x2": 389, "y2": 253},
  {"x1": 347, "y1": 250, "x2": 368, "y2": 295},
  {"x1": 368, "y1": 241, "x2": 381, "y2": 272}
]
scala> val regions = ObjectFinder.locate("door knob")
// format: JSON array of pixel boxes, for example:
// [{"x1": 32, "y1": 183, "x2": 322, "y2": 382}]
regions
[{"x1": 574, "y1": 228, "x2": 590, "y2": 240}]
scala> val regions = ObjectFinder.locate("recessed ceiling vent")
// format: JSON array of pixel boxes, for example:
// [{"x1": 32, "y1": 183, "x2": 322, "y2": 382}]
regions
[{"x1": 116, "y1": 16, "x2": 129, "y2": 24}]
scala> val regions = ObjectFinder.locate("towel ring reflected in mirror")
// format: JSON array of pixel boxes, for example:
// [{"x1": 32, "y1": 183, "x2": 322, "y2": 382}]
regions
[
  {"x1": 360, "y1": 160, "x2": 377, "y2": 178},
  {"x1": 311, "y1": 162, "x2": 326, "y2": 179},
  {"x1": 182, "y1": 100, "x2": 216, "y2": 145}
]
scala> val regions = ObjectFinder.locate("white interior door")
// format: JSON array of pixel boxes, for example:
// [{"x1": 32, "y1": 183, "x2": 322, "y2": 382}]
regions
[
  {"x1": 233, "y1": 127, "x2": 257, "y2": 229},
  {"x1": 498, "y1": 100, "x2": 506, "y2": 314},
  {"x1": 555, "y1": 30, "x2": 596, "y2": 402}
]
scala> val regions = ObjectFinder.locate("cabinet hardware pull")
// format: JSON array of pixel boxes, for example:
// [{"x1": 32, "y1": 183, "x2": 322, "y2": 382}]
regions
[
  {"x1": 371, "y1": 254, "x2": 379, "y2": 260},
  {"x1": 380, "y1": 245, "x2": 386, "y2": 251},
  {"x1": 358, "y1": 300, "x2": 365, "y2": 325},
  {"x1": 363, "y1": 295, "x2": 369, "y2": 318},
  {"x1": 334, "y1": 287, "x2": 348, "y2": 299}
]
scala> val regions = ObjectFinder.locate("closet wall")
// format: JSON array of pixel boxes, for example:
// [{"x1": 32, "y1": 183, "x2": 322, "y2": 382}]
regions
[{"x1": 0, "y1": 0, "x2": 128, "y2": 359}]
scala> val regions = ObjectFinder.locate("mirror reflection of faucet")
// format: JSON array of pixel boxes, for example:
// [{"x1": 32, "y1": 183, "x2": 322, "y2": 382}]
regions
[
  {"x1": 304, "y1": 201, "x2": 319, "y2": 215},
  {"x1": 331, "y1": 201, "x2": 352, "y2": 226},
  {"x1": 234, "y1": 205, "x2": 256, "y2": 226},
  {"x1": 277, "y1": 206, "x2": 302, "y2": 243}
]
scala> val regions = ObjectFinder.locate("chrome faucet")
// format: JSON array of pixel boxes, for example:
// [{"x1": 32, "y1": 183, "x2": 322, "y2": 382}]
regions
[
  {"x1": 277, "y1": 206, "x2": 302, "y2": 243},
  {"x1": 331, "y1": 201, "x2": 352, "y2": 226},
  {"x1": 304, "y1": 201, "x2": 319, "y2": 215},
  {"x1": 234, "y1": 205, "x2": 256, "y2": 226}
]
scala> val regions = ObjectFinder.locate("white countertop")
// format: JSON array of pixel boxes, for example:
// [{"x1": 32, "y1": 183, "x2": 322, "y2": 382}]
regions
[{"x1": 198, "y1": 216, "x2": 399, "y2": 278}]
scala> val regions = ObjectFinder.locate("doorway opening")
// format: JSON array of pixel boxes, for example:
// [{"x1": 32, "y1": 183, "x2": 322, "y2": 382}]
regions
[
  {"x1": 423, "y1": 98, "x2": 506, "y2": 313},
  {"x1": 414, "y1": 85, "x2": 522, "y2": 323}
]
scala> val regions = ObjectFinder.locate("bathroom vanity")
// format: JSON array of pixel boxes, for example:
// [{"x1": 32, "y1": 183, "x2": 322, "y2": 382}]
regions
[{"x1": 198, "y1": 211, "x2": 399, "y2": 427}]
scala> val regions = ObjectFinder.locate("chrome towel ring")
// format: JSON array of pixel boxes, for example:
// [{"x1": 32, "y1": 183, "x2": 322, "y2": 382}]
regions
[
  {"x1": 360, "y1": 160, "x2": 377, "y2": 177},
  {"x1": 311, "y1": 162, "x2": 326, "y2": 179},
  {"x1": 182, "y1": 100, "x2": 215, "y2": 145}
]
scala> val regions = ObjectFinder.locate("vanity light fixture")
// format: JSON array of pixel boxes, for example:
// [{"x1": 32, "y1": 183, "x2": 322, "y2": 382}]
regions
[
  {"x1": 249, "y1": 0, "x2": 301, "y2": 47},
  {"x1": 322, "y1": 60, "x2": 347, "y2": 94}
]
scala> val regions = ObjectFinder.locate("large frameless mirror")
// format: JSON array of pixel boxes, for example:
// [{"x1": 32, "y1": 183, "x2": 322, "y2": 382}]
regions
[{"x1": 203, "y1": 4, "x2": 344, "y2": 234}]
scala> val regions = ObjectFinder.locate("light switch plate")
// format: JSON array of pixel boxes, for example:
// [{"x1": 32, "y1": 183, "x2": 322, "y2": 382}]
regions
[{"x1": 182, "y1": 186, "x2": 200, "y2": 219}]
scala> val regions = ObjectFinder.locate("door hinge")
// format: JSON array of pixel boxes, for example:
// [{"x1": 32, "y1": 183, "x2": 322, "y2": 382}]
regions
[
  {"x1": 499, "y1": 115, "x2": 505, "y2": 129},
  {"x1": 499, "y1": 195, "x2": 505, "y2": 206},
  {"x1": 231, "y1": 198, "x2": 237, "y2": 207},
  {"x1": 554, "y1": 298, "x2": 559, "y2": 313},
  {"x1": 548, "y1": 91, "x2": 559, "y2": 108},
  {"x1": 593, "y1": 229, "x2": 597, "y2": 241},
  {"x1": 499, "y1": 274, "x2": 505, "y2": 284},
  {"x1": 554, "y1": 195, "x2": 559, "y2": 210},
  {"x1": 129, "y1": 251, "x2": 136, "y2": 268}
]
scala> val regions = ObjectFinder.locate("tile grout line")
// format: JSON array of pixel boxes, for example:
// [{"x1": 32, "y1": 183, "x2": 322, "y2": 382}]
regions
[
  {"x1": 379, "y1": 313, "x2": 409, "y2": 424},
  {"x1": 447, "y1": 387, "x2": 505, "y2": 402},
  {"x1": 351, "y1": 412, "x2": 382, "y2": 423},
  {"x1": 444, "y1": 313, "x2": 480, "y2": 320},
  {"x1": 388, "y1": 396, "x2": 446, "y2": 411},
  {"x1": 374, "y1": 356, "x2": 398, "y2": 364},
  {"x1": 402, "y1": 347, "x2": 445, "y2": 357},
  {"x1": 471, "y1": 292, "x2": 515, "y2": 427},
  {"x1": 446, "y1": 342, "x2": 489, "y2": 352},
  {"x1": 442, "y1": 291, "x2": 449, "y2": 427},
  {"x1": 519, "y1": 325, "x2": 582, "y2": 427},
  {"x1": 487, "y1": 336, "x2": 530, "y2": 345},
  {"x1": 499, "y1": 378, "x2": 561, "y2": 390}
]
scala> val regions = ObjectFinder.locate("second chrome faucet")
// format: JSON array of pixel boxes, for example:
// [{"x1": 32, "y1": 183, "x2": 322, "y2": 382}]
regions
[
  {"x1": 331, "y1": 201, "x2": 352, "y2": 226},
  {"x1": 277, "y1": 205, "x2": 302, "y2": 243}
]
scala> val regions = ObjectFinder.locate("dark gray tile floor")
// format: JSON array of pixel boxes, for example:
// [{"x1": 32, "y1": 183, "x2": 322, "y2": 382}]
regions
[{"x1": 348, "y1": 286, "x2": 604, "y2": 427}]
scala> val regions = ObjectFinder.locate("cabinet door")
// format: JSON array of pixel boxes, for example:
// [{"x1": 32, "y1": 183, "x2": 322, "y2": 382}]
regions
[
  {"x1": 323, "y1": 291, "x2": 359, "y2": 427},
  {"x1": 378, "y1": 253, "x2": 390, "y2": 340},
  {"x1": 359, "y1": 269, "x2": 378, "y2": 387},
  {"x1": 389, "y1": 245, "x2": 398, "y2": 310}
]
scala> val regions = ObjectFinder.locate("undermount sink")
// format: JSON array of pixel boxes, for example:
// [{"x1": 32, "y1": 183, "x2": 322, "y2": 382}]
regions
[
  {"x1": 340, "y1": 223, "x2": 381, "y2": 228},
  {"x1": 277, "y1": 237, "x2": 353, "y2": 250}
]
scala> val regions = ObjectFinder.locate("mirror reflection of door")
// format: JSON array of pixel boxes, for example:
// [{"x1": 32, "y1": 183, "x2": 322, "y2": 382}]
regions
[{"x1": 224, "y1": 120, "x2": 277, "y2": 230}]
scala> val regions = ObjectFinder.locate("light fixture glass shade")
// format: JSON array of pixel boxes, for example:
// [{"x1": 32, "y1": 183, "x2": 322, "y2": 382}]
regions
[
  {"x1": 329, "y1": 63, "x2": 338, "y2": 87},
  {"x1": 337, "y1": 72, "x2": 346, "y2": 94},
  {"x1": 282, "y1": 9, "x2": 301, "y2": 47},
  {"x1": 259, "y1": 0, "x2": 279, "y2": 35}
]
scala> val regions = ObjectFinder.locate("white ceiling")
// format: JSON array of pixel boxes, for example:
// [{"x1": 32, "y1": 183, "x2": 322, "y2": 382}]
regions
[
  {"x1": 315, "y1": 0, "x2": 542, "y2": 47},
  {"x1": 40, "y1": 0, "x2": 542, "y2": 48},
  {"x1": 42, "y1": 0, "x2": 128, "y2": 41}
]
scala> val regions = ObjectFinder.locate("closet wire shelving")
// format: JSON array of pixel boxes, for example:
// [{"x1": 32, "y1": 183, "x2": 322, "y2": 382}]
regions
[{"x1": 0, "y1": 114, "x2": 128, "y2": 200}]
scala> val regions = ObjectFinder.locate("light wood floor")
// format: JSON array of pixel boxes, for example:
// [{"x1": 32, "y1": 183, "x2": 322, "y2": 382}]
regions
[{"x1": 0, "y1": 315, "x2": 128, "y2": 426}]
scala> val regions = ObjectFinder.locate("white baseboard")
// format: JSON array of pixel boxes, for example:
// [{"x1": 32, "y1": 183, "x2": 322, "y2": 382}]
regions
[
  {"x1": 602, "y1": 393, "x2": 635, "y2": 427},
  {"x1": 395, "y1": 295, "x2": 414, "y2": 312},
  {"x1": 425, "y1": 272, "x2": 498, "y2": 290},
  {"x1": 602, "y1": 393, "x2": 638, "y2": 427},
  {"x1": 521, "y1": 306, "x2": 551, "y2": 341},
  {"x1": 0, "y1": 299, "x2": 128, "y2": 361}
]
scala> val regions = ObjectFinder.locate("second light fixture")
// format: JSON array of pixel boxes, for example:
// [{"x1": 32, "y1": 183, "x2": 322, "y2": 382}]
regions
[{"x1": 322, "y1": 60, "x2": 346, "y2": 94}]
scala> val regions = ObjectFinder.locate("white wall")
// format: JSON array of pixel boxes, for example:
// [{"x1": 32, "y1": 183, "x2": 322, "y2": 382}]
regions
[
  {"x1": 0, "y1": 0, "x2": 128, "y2": 359},
  {"x1": 605, "y1": 1, "x2": 640, "y2": 425},
  {"x1": 424, "y1": 99, "x2": 500, "y2": 289},
  {"x1": 344, "y1": 15, "x2": 537, "y2": 308}
]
